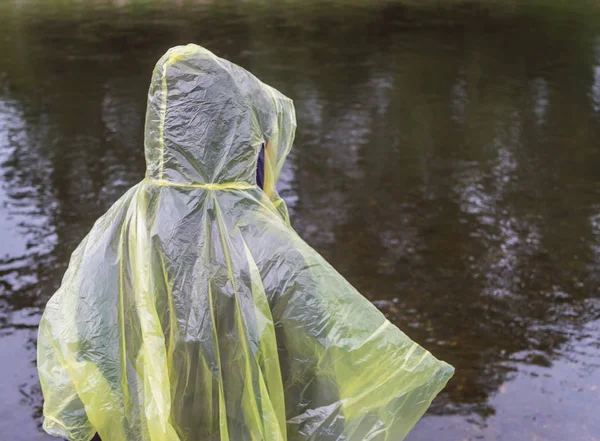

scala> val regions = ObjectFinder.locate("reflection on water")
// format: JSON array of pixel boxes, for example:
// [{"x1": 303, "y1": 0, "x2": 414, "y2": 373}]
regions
[{"x1": 1, "y1": 1, "x2": 600, "y2": 440}]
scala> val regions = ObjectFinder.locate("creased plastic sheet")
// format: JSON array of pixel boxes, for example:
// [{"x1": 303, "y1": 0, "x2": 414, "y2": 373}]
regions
[{"x1": 37, "y1": 44, "x2": 454, "y2": 441}]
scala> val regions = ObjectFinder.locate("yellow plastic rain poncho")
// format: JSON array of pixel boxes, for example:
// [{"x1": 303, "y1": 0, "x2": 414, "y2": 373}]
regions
[{"x1": 37, "y1": 44, "x2": 454, "y2": 441}]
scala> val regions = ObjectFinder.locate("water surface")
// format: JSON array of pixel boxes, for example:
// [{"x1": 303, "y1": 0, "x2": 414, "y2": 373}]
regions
[{"x1": 1, "y1": 1, "x2": 600, "y2": 440}]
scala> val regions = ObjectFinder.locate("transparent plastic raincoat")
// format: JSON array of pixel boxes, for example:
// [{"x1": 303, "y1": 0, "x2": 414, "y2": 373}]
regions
[{"x1": 37, "y1": 44, "x2": 454, "y2": 441}]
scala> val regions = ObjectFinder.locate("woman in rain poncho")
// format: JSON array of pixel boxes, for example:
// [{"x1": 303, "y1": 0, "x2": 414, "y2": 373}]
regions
[{"x1": 37, "y1": 44, "x2": 454, "y2": 441}]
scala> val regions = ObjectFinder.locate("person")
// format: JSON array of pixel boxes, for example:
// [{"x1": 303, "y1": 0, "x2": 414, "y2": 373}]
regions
[{"x1": 37, "y1": 44, "x2": 454, "y2": 441}]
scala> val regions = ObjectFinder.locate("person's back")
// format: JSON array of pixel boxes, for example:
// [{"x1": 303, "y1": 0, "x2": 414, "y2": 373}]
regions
[{"x1": 37, "y1": 44, "x2": 453, "y2": 441}]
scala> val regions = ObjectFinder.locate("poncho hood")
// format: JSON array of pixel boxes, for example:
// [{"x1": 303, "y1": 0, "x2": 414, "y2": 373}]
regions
[{"x1": 145, "y1": 44, "x2": 296, "y2": 195}]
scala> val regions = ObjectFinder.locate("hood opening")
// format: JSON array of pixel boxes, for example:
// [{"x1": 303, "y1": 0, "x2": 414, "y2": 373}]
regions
[{"x1": 256, "y1": 143, "x2": 265, "y2": 190}]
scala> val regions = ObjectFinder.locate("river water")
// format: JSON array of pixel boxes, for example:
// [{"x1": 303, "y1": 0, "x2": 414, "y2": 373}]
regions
[{"x1": 1, "y1": 1, "x2": 600, "y2": 440}]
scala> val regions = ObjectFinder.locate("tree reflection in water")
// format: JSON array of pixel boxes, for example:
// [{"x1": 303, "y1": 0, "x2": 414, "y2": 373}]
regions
[{"x1": 0, "y1": 1, "x2": 599, "y2": 440}]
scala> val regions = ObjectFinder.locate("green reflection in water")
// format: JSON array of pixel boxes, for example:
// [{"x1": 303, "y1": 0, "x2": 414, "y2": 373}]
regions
[{"x1": 1, "y1": 1, "x2": 600, "y2": 440}]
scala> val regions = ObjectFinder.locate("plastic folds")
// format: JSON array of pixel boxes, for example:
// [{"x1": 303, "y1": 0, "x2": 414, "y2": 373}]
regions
[{"x1": 37, "y1": 44, "x2": 454, "y2": 441}]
